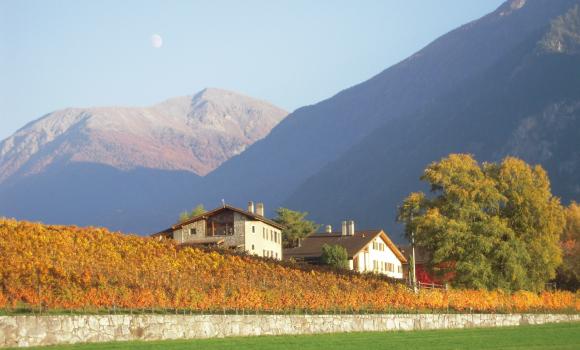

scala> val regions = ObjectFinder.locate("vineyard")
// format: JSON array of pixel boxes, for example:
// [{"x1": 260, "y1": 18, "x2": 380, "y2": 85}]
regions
[{"x1": 0, "y1": 218, "x2": 578, "y2": 314}]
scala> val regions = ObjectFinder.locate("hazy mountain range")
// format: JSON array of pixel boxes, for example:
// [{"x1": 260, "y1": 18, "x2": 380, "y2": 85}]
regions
[{"x1": 1, "y1": 0, "x2": 579, "y2": 240}]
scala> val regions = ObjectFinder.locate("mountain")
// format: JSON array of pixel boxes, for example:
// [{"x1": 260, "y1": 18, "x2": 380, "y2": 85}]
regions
[
  {"x1": 3, "y1": 0, "x2": 579, "y2": 237},
  {"x1": 284, "y1": 1, "x2": 580, "y2": 239},
  {"x1": 0, "y1": 88, "x2": 287, "y2": 182},
  {"x1": 193, "y1": 0, "x2": 579, "y2": 235},
  {"x1": 0, "y1": 89, "x2": 287, "y2": 231}
]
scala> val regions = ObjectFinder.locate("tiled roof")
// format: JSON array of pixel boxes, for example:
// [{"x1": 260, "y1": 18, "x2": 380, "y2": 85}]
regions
[{"x1": 284, "y1": 230, "x2": 407, "y2": 263}]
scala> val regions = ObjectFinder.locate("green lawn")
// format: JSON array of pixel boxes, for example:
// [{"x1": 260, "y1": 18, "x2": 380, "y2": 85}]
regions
[{"x1": 14, "y1": 323, "x2": 580, "y2": 350}]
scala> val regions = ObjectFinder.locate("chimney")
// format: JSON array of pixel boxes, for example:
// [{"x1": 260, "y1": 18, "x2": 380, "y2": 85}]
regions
[
  {"x1": 341, "y1": 221, "x2": 348, "y2": 236},
  {"x1": 256, "y1": 202, "x2": 265, "y2": 216},
  {"x1": 348, "y1": 220, "x2": 355, "y2": 236},
  {"x1": 325, "y1": 225, "x2": 332, "y2": 233},
  {"x1": 248, "y1": 201, "x2": 254, "y2": 214}
]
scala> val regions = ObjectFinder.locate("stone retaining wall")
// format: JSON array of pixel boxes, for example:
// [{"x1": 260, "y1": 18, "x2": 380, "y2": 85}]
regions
[{"x1": 1, "y1": 313, "x2": 579, "y2": 348}]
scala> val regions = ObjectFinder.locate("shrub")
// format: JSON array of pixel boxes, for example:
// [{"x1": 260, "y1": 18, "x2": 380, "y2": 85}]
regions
[{"x1": 321, "y1": 244, "x2": 349, "y2": 270}]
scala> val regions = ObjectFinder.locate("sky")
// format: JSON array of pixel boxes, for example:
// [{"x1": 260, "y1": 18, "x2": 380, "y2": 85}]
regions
[{"x1": 0, "y1": 0, "x2": 504, "y2": 140}]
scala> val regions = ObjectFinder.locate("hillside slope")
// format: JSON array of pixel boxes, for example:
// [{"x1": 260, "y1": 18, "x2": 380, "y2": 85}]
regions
[
  {"x1": 194, "y1": 0, "x2": 578, "y2": 220},
  {"x1": 285, "y1": 3, "x2": 580, "y2": 239},
  {"x1": 0, "y1": 218, "x2": 576, "y2": 313}
]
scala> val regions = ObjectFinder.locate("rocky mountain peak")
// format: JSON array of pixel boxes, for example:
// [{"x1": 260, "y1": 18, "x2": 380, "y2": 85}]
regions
[
  {"x1": 0, "y1": 89, "x2": 288, "y2": 182},
  {"x1": 498, "y1": 0, "x2": 527, "y2": 16}
]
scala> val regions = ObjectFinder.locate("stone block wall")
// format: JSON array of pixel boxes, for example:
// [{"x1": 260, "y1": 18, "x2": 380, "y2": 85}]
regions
[{"x1": 1, "y1": 313, "x2": 579, "y2": 348}]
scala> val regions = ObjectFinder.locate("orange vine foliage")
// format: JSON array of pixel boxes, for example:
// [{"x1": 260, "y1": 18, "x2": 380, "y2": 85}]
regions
[{"x1": 0, "y1": 219, "x2": 577, "y2": 313}]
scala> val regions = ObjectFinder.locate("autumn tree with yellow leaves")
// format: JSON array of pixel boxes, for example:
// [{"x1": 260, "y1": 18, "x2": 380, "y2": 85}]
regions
[{"x1": 398, "y1": 154, "x2": 565, "y2": 291}]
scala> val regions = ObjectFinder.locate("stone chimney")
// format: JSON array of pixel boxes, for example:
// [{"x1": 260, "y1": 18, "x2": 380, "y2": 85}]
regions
[
  {"x1": 325, "y1": 225, "x2": 332, "y2": 233},
  {"x1": 348, "y1": 220, "x2": 355, "y2": 236},
  {"x1": 248, "y1": 201, "x2": 254, "y2": 214},
  {"x1": 341, "y1": 221, "x2": 348, "y2": 236},
  {"x1": 256, "y1": 202, "x2": 265, "y2": 216}
]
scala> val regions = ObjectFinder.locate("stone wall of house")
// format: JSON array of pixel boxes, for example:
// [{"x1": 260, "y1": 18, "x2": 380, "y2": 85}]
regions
[
  {"x1": 1, "y1": 313, "x2": 578, "y2": 348},
  {"x1": 226, "y1": 212, "x2": 247, "y2": 248},
  {"x1": 175, "y1": 220, "x2": 207, "y2": 243}
]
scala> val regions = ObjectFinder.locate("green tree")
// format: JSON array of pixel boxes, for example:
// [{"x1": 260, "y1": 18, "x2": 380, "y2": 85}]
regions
[
  {"x1": 273, "y1": 208, "x2": 320, "y2": 248},
  {"x1": 398, "y1": 154, "x2": 565, "y2": 291},
  {"x1": 556, "y1": 201, "x2": 580, "y2": 290},
  {"x1": 178, "y1": 204, "x2": 207, "y2": 223},
  {"x1": 490, "y1": 157, "x2": 565, "y2": 290},
  {"x1": 321, "y1": 244, "x2": 349, "y2": 270}
]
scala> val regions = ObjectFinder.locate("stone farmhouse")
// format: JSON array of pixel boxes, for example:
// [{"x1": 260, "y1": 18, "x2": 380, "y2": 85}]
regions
[
  {"x1": 284, "y1": 221, "x2": 407, "y2": 279},
  {"x1": 152, "y1": 202, "x2": 284, "y2": 260}
]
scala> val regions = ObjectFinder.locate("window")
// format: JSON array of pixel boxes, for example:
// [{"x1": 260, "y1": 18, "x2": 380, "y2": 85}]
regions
[
  {"x1": 397, "y1": 266, "x2": 402, "y2": 273},
  {"x1": 252, "y1": 244, "x2": 255, "y2": 250},
  {"x1": 275, "y1": 252, "x2": 278, "y2": 259},
  {"x1": 252, "y1": 226, "x2": 255, "y2": 233},
  {"x1": 263, "y1": 249, "x2": 266, "y2": 256},
  {"x1": 189, "y1": 228, "x2": 196, "y2": 235}
]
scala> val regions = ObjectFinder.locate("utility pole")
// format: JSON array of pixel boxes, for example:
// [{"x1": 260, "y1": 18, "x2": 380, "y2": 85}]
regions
[{"x1": 410, "y1": 212, "x2": 418, "y2": 293}]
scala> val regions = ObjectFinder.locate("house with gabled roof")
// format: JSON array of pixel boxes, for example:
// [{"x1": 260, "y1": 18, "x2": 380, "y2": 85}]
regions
[
  {"x1": 152, "y1": 201, "x2": 284, "y2": 260},
  {"x1": 283, "y1": 221, "x2": 407, "y2": 279}
]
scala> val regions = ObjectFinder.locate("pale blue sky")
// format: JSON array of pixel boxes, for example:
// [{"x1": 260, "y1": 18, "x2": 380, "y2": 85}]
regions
[{"x1": 0, "y1": 0, "x2": 504, "y2": 140}]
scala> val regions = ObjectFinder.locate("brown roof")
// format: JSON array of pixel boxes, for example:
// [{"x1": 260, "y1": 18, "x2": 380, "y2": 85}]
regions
[
  {"x1": 284, "y1": 230, "x2": 407, "y2": 263},
  {"x1": 151, "y1": 204, "x2": 285, "y2": 236},
  {"x1": 151, "y1": 228, "x2": 173, "y2": 238}
]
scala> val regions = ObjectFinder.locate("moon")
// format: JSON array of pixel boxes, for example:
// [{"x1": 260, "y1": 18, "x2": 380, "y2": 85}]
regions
[{"x1": 151, "y1": 34, "x2": 163, "y2": 49}]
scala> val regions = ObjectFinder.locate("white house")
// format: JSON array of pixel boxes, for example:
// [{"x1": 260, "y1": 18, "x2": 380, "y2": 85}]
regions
[
  {"x1": 152, "y1": 202, "x2": 284, "y2": 260},
  {"x1": 283, "y1": 221, "x2": 406, "y2": 279}
]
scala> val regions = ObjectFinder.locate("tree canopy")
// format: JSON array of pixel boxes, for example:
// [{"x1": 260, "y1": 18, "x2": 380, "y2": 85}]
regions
[
  {"x1": 321, "y1": 244, "x2": 349, "y2": 270},
  {"x1": 178, "y1": 204, "x2": 207, "y2": 223},
  {"x1": 398, "y1": 154, "x2": 565, "y2": 291},
  {"x1": 273, "y1": 207, "x2": 320, "y2": 248}
]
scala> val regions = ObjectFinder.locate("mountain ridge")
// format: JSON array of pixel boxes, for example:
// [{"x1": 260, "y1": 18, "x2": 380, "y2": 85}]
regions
[
  {"x1": 193, "y1": 0, "x2": 579, "y2": 219},
  {"x1": 285, "y1": 2, "x2": 580, "y2": 239},
  {"x1": 0, "y1": 88, "x2": 287, "y2": 183},
  {"x1": 1, "y1": 0, "x2": 579, "y2": 237}
]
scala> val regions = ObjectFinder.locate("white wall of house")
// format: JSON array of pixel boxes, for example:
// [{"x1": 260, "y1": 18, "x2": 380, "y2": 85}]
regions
[
  {"x1": 244, "y1": 220, "x2": 282, "y2": 260},
  {"x1": 353, "y1": 235, "x2": 403, "y2": 279}
]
